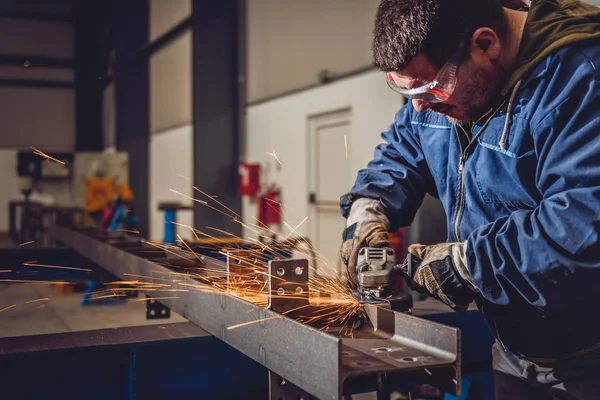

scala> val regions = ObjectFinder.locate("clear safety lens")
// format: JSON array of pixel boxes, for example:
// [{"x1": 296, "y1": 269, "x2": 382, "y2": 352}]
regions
[{"x1": 385, "y1": 42, "x2": 464, "y2": 103}]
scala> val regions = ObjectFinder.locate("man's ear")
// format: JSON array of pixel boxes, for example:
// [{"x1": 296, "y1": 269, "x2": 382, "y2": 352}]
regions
[{"x1": 471, "y1": 27, "x2": 502, "y2": 62}]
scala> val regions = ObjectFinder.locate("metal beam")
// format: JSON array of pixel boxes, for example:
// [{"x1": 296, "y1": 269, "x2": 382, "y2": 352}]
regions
[
  {"x1": 0, "y1": 54, "x2": 73, "y2": 68},
  {"x1": 143, "y1": 17, "x2": 192, "y2": 57},
  {"x1": 192, "y1": 0, "x2": 242, "y2": 234},
  {"x1": 0, "y1": 9, "x2": 72, "y2": 23},
  {"x1": 51, "y1": 226, "x2": 461, "y2": 398},
  {"x1": 115, "y1": 0, "x2": 150, "y2": 236},
  {"x1": 0, "y1": 78, "x2": 73, "y2": 89}
]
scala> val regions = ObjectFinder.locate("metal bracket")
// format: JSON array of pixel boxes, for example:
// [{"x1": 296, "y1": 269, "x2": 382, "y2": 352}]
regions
[
  {"x1": 269, "y1": 370, "x2": 311, "y2": 400},
  {"x1": 145, "y1": 296, "x2": 170, "y2": 319},
  {"x1": 268, "y1": 258, "x2": 309, "y2": 313},
  {"x1": 227, "y1": 249, "x2": 267, "y2": 293}
]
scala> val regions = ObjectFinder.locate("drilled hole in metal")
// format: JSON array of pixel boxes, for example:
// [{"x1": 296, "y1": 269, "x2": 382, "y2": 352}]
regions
[
  {"x1": 374, "y1": 347, "x2": 392, "y2": 352},
  {"x1": 276, "y1": 268, "x2": 285, "y2": 276},
  {"x1": 277, "y1": 287, "x2": 286, "y2": 296},
  {"x1": 161, "y1": 309, "x2": 167, "y2": 315},
  {"x1": 401, "y1": 357, "x2": 418, "y2": 362},
  {"x1": 295, "y1": 286, "x2": 303, "y2": 294},
  {"x1": 294, "y1": 266, "x2": 304, "y2": 275},
  {"x1": 149, "y1": 310, "x2": 156, "y2": 316}
]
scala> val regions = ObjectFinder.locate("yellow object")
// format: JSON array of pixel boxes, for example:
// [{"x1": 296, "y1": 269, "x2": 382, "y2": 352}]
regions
[
  {"x1": 118, "y1": 183, "x2": 134, "y2": 202},
  {"x1": 86, "y1": 178, "x2": 114, "y2": 212}
]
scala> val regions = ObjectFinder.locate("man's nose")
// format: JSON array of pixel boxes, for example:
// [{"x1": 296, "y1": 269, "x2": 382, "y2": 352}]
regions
[{"x1": 412, "y1": 98, "x2": 434, "y2": 112}]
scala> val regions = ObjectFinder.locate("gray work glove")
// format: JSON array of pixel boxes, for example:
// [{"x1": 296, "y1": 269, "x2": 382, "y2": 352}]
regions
[
  {"x1": 340, "y1": 198, "x2": 390, "y2": 288},
  {"x1": 407, "y1": 242, "x2": 479, "y2": 312}
]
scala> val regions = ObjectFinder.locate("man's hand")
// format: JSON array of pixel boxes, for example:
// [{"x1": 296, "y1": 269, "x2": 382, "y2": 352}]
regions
[
  {"x1": 407, "y1": 242, "x2": 479, "y2": 312},
  {"x1": 340, "y1": 198, "x2": 390, "y2": 287}
]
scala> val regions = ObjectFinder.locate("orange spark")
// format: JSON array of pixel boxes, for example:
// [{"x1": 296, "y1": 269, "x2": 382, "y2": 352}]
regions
[
  {"x1": 0, "y1": 279, "x2": 72, "y2": 285},
  {"x1": 0, "y1": 304, "x2": 16, "y2": 313},
  {"x1": 116, "y1": 229, "x2": 140, "y2": 234},
  {"x1": 128, "y1": 296, "x2": 180, "y2": 303},
  {"x1": 169, "y1": 189, "x2": 207, "y2": 205},
  {"x1": 23, "y1": 262, "x2": 92, "y2": 272},
  {"x1": 266, "y1": 147, "x2": 282, "y2": 166},
  {"x1": 226, "y1": 315, "x2": 280, "y2": 330},
  {"x1": 25, "y1": 298, "x2": 50, "y2": 304},
  {"x1": 31, "y1": 147, "x2": 65, "y2": 164},
  {"x1": 344, "y1": 134, "x2": 348, "y2": 160}
]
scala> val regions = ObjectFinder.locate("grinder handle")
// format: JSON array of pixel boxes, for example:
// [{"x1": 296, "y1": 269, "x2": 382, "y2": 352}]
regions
[{"x1": 394, "y1": 254, "x2": 421, "y2": 284}]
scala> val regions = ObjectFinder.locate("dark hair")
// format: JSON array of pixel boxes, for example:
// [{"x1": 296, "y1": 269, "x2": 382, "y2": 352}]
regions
[{"x1": 372, "y1": 0, "x2": 507, "y2": 72}]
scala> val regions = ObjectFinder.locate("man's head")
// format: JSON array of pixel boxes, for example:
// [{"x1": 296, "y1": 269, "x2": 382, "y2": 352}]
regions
[{"x1": 373, "y1": 0, "x2": 511, "y2": 124}]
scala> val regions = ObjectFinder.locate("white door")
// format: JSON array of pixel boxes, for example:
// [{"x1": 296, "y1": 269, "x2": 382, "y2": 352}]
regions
[{"x1": 308, "y1": 109, "x2": 351, "y2": 280}]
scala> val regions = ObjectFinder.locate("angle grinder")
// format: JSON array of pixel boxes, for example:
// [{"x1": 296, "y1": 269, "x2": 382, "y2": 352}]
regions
[{"x1": 352, "y1": 247, "x2": 421, "y2": 312}]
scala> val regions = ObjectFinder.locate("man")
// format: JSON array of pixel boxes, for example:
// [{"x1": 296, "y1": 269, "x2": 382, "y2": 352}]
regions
[{"x1": 339, "y1": 0, "x2": 600, "y2": 398}]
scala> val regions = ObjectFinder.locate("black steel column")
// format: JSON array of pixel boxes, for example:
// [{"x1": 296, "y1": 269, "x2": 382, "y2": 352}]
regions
[
  {"x1": 115, "y1": 0, "x2": 150, "y2": 236},
  {"x1": 192, "y1": 0, "x2": 243, "y2": 235},
  {"x1": 74, "y1": 2, "x2": 109, "y2": 151}
]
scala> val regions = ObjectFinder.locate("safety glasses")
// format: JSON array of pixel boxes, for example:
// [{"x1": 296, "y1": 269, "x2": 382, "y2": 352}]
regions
[{"x1": 386, "y1": 41, "x2": 466, "y2": 103}]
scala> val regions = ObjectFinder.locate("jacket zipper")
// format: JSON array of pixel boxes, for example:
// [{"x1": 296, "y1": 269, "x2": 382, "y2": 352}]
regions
[{"x1": 452, "y1": 103, "x2": 506, "y2": 241}]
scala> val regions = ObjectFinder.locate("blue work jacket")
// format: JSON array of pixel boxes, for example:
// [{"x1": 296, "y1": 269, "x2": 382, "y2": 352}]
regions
[{"x1": 341, "y1": 41, "x2": 600, "y2": 359}]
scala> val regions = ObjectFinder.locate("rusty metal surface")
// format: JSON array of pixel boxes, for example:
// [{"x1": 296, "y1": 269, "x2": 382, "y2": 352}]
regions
[{"x1": 51, "y1": 225, "x2": 461, "y2": 398}]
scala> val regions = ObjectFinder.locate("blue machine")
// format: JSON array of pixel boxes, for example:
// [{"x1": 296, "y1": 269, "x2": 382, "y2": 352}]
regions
[{"x1": 158, "y1": 202, "x2": 194, "y2": 244}]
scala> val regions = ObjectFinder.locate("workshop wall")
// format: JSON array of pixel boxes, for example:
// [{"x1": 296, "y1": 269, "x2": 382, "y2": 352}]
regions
[
  {"x1": 246, "y1": 0, "x2": 380, "y2": 103},
  {"x1": 150, "y1": 30, "x2": 193, "y2": 134},
  {"x1": 244, "y1": 70, "x2": 403, "y2": 237},
  {"x1": 149, "y1": 0, "x2": 191, "y2": 42},
  {"x1": 0, "y1": 150, "x2": 26, "y2": 232},
  {"x1": 148, "y1": 0, "x2": 194, "y2": 242},
  {"x1": 0, "y1": 14, "x2": 75, "y2": 233},
  {"x1": 149, "y1": 125, "x2": 194, "y2": 242},
  {"x1": 0, "y1": 17, "x2": 74, "y2": 149}
]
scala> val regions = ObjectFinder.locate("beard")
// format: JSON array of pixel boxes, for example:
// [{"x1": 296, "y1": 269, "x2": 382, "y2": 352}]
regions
[{"x1": 432, "y1": 61, "x2": 501, "y2": 125}]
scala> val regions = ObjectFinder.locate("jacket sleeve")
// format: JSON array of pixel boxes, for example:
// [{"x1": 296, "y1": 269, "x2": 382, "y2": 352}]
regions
[
  {"x1": 340, "y1": 104, "x2": 436, "y2": 231},
  {"x1": 465, "y1": 47, "x2": 600, "y2": 313}
]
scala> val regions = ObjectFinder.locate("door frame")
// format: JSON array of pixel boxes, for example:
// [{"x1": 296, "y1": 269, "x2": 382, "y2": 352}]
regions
[{"x1": 306, "y1": 107, "x2": 352, "y2": 276}]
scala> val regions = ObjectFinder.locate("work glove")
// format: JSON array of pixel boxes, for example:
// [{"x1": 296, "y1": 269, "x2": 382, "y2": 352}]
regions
[
  {"x1": 407, "y1": 242, "x2": 478, "y2": 312},
  {"x1": 340, "y1": 198, "x2": 390, "y2": 287}
]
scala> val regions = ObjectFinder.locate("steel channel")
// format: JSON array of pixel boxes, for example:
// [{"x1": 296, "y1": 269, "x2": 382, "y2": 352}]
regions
[
  {"x1": 52, "y1": 226, "x2": 341, "y2": 400},
  {"x1": 51, "y1": 226, "x2": 461, "y2": 398}
]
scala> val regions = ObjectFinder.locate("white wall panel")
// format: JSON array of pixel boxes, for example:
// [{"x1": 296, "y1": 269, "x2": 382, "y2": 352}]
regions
[
  {"x1": 149, "y1": 124, "x2": 194, "y2": 242},
  {"x1": 150, "y1": 30, "x2": 192, "y2": 134},
  {"x1": 0, "y1": 149, "x2": 23, "y2": 232},
  {"x1": 246, "y1": 0, "x2": 380, "y2": 102},
  {"x1": 244, "y1": 70, "x2": 403, "y2": 237},
  {"x1": 0, "y1": 87, "x2": 74, "y2": 150},
  {"x1": 0, "y1": 18, "x2": 73, "y2": 58},
  {"x1": 150, "y1": 0, "x2": 191, "y2": 41}
]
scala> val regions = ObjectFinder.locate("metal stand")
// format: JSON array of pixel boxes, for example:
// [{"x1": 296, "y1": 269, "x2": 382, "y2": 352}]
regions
[
  {"x1": 146, "y1": 296, "x2": 171, "y2": 319},
  {"x1": 269, "y1": 370, "x2": 311, "y2": 400}
]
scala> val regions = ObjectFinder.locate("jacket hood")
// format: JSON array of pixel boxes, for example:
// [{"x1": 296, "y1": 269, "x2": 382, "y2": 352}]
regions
[{"x1": 502, "y1": 0, "x2": 600, "y2": 96}]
